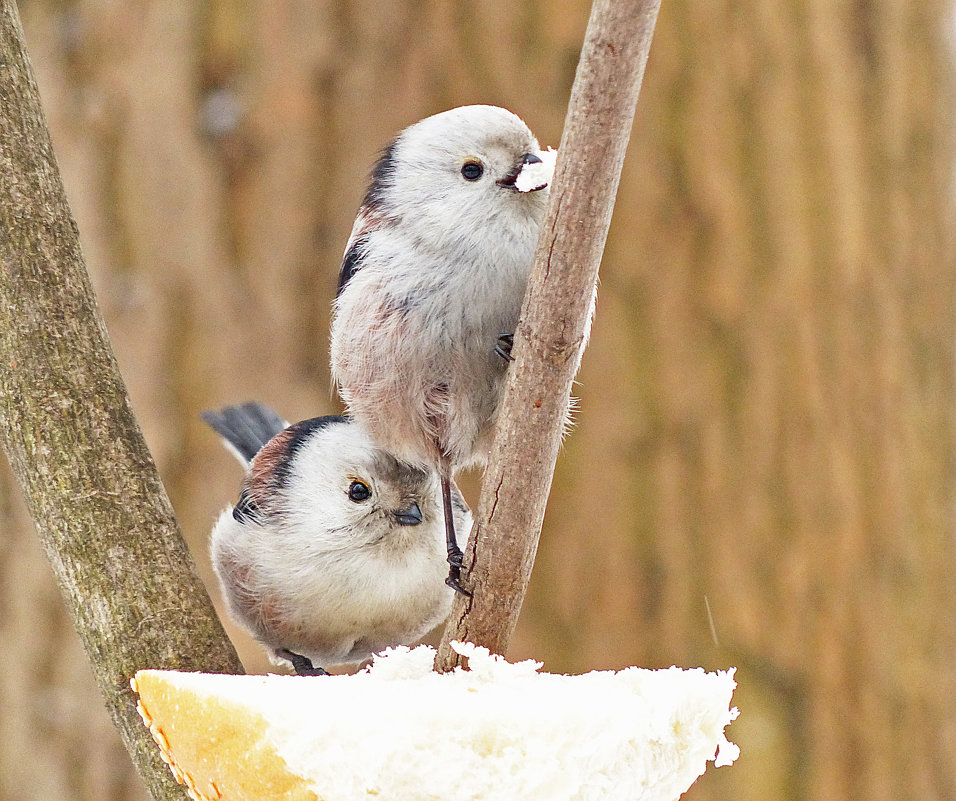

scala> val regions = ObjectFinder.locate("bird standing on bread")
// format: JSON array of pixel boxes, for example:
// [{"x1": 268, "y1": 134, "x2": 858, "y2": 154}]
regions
[{"x1": 202, "y1": 402, "x2": 471, "y2": 675}]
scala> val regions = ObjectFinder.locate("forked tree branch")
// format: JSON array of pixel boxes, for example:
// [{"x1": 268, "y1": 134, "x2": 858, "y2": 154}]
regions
[
  {"x1": 0, "y1": 4, "x2": 244, "y2": 801},
  {"x1": 436, "y1": 0, "x2": 662, "y2": 670}
]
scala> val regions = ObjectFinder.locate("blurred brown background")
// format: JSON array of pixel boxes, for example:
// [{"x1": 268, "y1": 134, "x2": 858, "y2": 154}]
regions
[{"x1": 3, "y1": 1, "x2": 956, "y2": 799}]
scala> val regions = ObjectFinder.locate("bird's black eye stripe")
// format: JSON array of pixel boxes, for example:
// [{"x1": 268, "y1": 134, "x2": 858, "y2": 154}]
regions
[
  {"x1": 348, "y1": 480, "x2": 371, "y2": 502},
  {"x1": 337, "y1": 234, "x2": 368, "y2": 298},
  {"x1": 461, "y1": 161, "x2": 483, "y2": 181},
  {"x1": 233, "y1": 488, "x2": 263, "y2": 525}
]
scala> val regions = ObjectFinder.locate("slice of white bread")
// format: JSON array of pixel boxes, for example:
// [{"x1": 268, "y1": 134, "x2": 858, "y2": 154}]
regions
[{"x1": 132, "y1": 642, "x2": 738, "y2": 801}]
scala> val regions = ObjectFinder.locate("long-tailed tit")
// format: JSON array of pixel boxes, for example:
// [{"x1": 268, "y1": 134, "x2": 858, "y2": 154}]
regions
[
  {"x1": 330, "y1": 105, "x2": 557, "y2": 593},
  {"x1": 201, "y1": 402, "x2": 471, "y2": 675}
]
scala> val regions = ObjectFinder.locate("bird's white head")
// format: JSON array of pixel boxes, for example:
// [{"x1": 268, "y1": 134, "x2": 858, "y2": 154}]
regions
[
  {"x1": 359, "y1": 105, "x2": 554, "y2": 248},
  {"x1": 243, "y1": 417, "x2": 442, "y2": 551}
]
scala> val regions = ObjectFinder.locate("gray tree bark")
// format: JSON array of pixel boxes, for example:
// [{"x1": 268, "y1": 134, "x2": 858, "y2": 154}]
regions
[
  {"x1": 0, "y1": 3, "x2": 244, "y2": 801},
  {"x1": 436, "y1": 0, "x2": 663, "y2": 669}
]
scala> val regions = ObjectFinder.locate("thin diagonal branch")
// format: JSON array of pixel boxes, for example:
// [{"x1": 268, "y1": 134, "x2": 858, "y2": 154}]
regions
[{"x1": 436, "y1": 0, "x2": 662, "y2": 669}]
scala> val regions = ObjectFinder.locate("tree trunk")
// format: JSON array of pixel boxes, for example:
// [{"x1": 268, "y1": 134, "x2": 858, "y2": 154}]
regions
[{"x1": 0, "y1": 3, "x2": 243, "y2": 800}]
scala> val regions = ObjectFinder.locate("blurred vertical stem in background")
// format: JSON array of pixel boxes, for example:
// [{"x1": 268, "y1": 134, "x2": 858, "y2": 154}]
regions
[
  {"x1": 0, "y1": 3, "x2": 243, "y2": 801},
  {"x1": 435, "y1": 0, "x2": 662, "y2": 669}
]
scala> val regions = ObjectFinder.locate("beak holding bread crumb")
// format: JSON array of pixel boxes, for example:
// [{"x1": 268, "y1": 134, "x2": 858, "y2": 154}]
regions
[{"x1": 515, "y1": 147, "x2": 558, "y2": 192}]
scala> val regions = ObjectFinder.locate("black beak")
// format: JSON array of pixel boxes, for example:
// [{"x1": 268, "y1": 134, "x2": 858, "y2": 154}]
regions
[
  {"x1": 393, "y1": 502, "x2": 423, "y2": 527},
  {"x1": 496, "y1": 152, "x2": 544, "y2": 190}
]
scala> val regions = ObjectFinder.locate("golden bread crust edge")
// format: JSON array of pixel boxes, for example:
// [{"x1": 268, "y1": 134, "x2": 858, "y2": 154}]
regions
[{"x1": 132, "y1": 670, "x2": 317, "y2": 801}]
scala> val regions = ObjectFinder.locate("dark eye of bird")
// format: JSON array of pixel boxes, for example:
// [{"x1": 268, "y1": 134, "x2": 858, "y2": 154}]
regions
[
  {"x1": 461, "y1": 161, "x2": 483, "y2": 181},
  {"x1": 347, "y1": 480, "x2": 371, "y2": 502}
]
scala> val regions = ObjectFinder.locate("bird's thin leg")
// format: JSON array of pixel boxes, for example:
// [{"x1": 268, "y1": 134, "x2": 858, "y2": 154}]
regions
[
  {"x1": 495, "y1": 333, "x2": 514, "y2": 362},
  {"x1": 277, "y1": 648, "x2": 329, "y2": 676},
  {"x1": 442, "y1": 475, "x2": 472, "y2": 597}
]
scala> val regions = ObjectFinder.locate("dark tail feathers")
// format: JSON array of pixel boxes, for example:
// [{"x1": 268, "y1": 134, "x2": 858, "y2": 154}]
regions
[{"x1": 200, "y1": 402, "x2": 288, "y2": 465}]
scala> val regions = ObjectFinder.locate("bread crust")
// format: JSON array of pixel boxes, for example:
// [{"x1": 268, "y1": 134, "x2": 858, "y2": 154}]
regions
[{"x1": 133, "y1": 671, "x2": 315, "y2": 801}]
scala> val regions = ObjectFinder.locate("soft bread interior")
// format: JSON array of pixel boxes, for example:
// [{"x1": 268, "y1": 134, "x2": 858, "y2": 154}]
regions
[{"x1": 133, "y1": 642, "x2": 738, "y2": 801}]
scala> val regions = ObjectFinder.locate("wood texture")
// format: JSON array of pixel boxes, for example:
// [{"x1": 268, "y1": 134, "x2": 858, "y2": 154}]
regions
[
  {"x1": 435, "y1": 0, "x2": 662, "y2": 669},
  {"x1": 0, "y1": 4, "x2": 244, "y2": 801}
]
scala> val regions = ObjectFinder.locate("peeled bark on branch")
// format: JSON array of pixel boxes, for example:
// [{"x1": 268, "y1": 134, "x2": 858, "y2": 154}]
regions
[
  {"x1": 436, "y1": 0, "x2": 662, "y2": 669},
  {"x1": 0, "y1": 3, "x2": 243, "y2": 800}
]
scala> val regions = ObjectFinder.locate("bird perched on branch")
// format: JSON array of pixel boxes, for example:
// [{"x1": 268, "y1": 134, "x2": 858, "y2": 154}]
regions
[
  {"x1": 202, "y1": 402, "x2": 471, "y2": 675},
  {"x1": 330, "y1": 105, "x2": 556, "y2": 594}
]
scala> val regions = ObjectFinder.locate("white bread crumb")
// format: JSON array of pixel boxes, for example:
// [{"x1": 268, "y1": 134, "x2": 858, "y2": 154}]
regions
[{"x1": 515, "y1": 147, "x2": 558, "y2": 192}]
